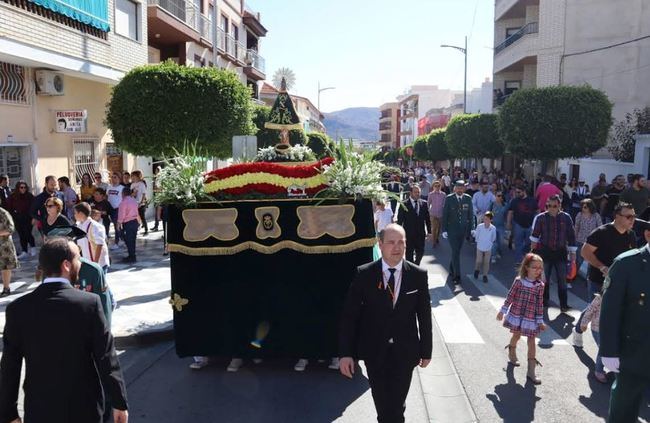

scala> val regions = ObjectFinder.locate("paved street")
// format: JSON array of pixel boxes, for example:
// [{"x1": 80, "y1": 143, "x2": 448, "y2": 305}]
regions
[{"x1": 3, "y1": 227, "x2": 650, "y2": 422}]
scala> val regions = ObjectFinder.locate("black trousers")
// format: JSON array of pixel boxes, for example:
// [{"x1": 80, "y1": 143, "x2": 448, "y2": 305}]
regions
[
  {"x1": 365, "y1": 346, "x2": 416, "y2": 423},
  {"x1": 609, "y1": 370, "x2": 650, "y2": 423},
  {"x1": 14, "y1": 214, "x2": 35, "y2": 253},
  {"x1": 405, "y1": 239, "x2": 424, "y2": 265}
]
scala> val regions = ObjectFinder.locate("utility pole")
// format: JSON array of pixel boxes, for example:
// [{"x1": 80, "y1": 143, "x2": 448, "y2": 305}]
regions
[
  {"x1": 318, "y1": 81, "x2": 335, "y2": 112},
  {"x1": 441, "y1": 36, "x2": 468, "y2": 114}
]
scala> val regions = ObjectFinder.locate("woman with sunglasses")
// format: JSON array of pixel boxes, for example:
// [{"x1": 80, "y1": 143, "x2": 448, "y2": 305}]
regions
[
  {"x1": 574, "y1": 198, "x2": 602, "y2": 276},
  {"x1": 42, "y1": 197, "x2": 71, "y2": 239},
  {"x1": 79, "y1": 172, "x2": 96, "y2": 202},
  {"x1": 7, "y1": 181, "x2": 36, "y2": 259}
]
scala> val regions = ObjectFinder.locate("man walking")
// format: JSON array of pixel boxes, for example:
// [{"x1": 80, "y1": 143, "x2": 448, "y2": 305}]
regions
[
  {"x1": 339, "y1": 224, "x2": 432, "y2": 423},
  {"x1": 397, "y1": 185, "x2": 431, "y2": 265},
  {"x1": 29, "y1": 175, "x2": 58, "y2": 228},
  {"x1": 599, "y1": 219, "x2": 650, "y2": 422},
  {"x1": 530, "y1": 195, "x2": 577, "y2": 311},
  {"x1": 0, "y1": 238, "x2": 128, "y2": 422},
  {"x1": 472, "y1": 181, "x2": 495, "y2": 227},
  {"x1": 427, "y1": 181, "x2": 446, "y2": 247},
  {"x1": 441, "y1": 180, "x2": 474, "y2": 284},
  {"x1": 506, "y1": 186, "x2": 538, "y2": 264},
  {"x1": 620, "y1": 174, "x2": 649, "y2": 219},
  {"x1": 106, "y1": 173, "x2": 124, "y2": 250}
]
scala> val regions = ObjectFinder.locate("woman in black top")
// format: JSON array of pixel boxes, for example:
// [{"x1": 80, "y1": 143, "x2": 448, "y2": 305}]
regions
[{"x1": 42, "y1": 197, "x2": 71, "y2": 238}]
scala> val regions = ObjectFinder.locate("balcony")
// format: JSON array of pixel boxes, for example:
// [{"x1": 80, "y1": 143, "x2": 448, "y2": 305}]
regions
[
  {"x1": 493, "y1": 22, "x2": 539, "y2": 73},
  {"x1": 379, "y1": 112, "x2": 392, "y2": 121},
  {"x1": 495, "y1": 0, "x2": 538, "y2": 21},
  {"x1": 216, "y1": 28, "x2": 246, "y2": 63},
  {"x1": 147, "y1": 0, "x2": 212, "y2": 46},
  {"x1": 379, "y1": 122, "x2": 392, "y2": 131},
  {"x1": 243, "y1": 5, "x2": 267, "y2": 37},
  {"x1": 244, "y1": 49, "x2": 266, "y2": 81}
]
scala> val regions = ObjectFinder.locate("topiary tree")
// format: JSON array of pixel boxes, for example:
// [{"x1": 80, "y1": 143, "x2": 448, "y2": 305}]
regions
[
  {"x1": 445, "y1": 114, "x2": 503, "y2": 159},
  {"x1": 384, "y1": 149, "x2": 400, "y2": 164},
  {"x1": 306, "y1": 132, "x2": 334, "y2": 158},
  {"x1": 413, "y1": 135, "x2": 430, "y2": 161},
  {"x1": 427, "y1": 128, "x2": 451, "y2": 163},
  {"x1": 105, "y1": 61, "x2": 255, "y2": 158},
  {"x1": 252, "y1": 104, "x2": 307, "y2": 148},
  {"x1": 608, "y1": 107, "x2": 650, "y2": 162},
  {"x1": 498, "y1": 86, "x2": 613, "y2": 160}
]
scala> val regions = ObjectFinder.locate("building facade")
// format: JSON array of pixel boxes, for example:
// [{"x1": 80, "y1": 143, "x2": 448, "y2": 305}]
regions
[
  {"x1": 378, "y1": 102, "x2": 399, "y2": 150},
  {"x1": 0, "y1": 0, "x2": 148, "y2": 189},
  {"x1": 493, "y1": 0, "x2": 650, "y2": 180}
]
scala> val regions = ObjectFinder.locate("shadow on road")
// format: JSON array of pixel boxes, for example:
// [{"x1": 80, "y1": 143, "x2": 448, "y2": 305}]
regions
[{"x1": 486, "y1": 365, "x2": 541, "y2": 423}]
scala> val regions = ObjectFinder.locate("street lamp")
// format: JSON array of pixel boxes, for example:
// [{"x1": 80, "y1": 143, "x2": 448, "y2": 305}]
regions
[
  {"x1": 318, "y1": 81, "x2": 335, "y2": 111},
  {"x1": 441, "y1": 36, "x2": 468, "y2": 114}
]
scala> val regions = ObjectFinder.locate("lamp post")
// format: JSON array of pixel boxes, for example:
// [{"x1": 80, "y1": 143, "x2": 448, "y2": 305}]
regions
[
  {"x1": 441, "y1": 36, "x2": 467, "y2": 114},
  {"x1": 318, "y1": 81, "x2": 335, "y2": 112}
]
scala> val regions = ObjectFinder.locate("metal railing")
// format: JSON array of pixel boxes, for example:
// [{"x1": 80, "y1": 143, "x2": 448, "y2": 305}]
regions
[
  {"x1": 0, "y1": 63, "x2": 32, "y2": 105},
  {"x1": 216, "y1": 27, "x2": 227, "y2": 52},
  {"x1": 149, "y1": 0, "x2": 211, "y2": 40},
  {"x1": 494, "y1": 22, "x2": 538, "y2": 55},
  {"x1": 199, "y1": 13, "x2": 212, "y2": 42},
  {"x1": 245, "y1": 49, "x2": 265, "y2": 73}
]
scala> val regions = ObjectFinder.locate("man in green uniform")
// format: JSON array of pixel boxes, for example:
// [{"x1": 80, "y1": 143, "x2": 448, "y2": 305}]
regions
[
  {"x1": 77, "y1": 257, "x2": 113, "y2": 325},
  {"x1": 441, "y1": 180, "x2": 474, "y2": 284},
  {"x1": 600, "y1": 218, "x2": 650, "y2": 422}
]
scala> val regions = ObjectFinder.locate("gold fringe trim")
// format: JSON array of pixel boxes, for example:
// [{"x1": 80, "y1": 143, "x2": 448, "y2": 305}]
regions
[
  {"x1": 264, "y1": 122, "x2": 303, "y2": 130},
  {"x1": 167, "y1": 238, "x2": 376, "y2": 256}
]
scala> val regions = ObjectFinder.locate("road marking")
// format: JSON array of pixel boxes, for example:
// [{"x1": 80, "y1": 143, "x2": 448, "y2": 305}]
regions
[
  {"x1": 429, "y1": 273, "x2": 484, "y2": 344},
  {"x1": 465, "y1": 274, "x2": 571, "y2": 346}
]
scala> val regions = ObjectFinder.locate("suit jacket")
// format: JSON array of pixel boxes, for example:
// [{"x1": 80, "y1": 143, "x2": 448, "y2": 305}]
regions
[
  {"x1": 0, "y1": 282, "x2": 128, "y2": 423},
  {"x1": 339, "y1": 260, "x2": 433, "y2": 367},
  {"x1": 397, "y1": 198, "x2": 431, "y2": 244},
  {"x1": 441, "y1": 193, "x2": 474, "y2": 235},
  {"x1": 600, "y1": 246, "x2": 650, "y2": 378}
]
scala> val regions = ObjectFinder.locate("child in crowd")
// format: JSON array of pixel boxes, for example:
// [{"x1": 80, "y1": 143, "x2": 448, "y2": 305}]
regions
[
  {"x1": 497, "y1": 253, "x2": 547, "y2": 384},
  {"x1": 130, "y1": 170, "x2": 148, "y2": 236},
  {"x1": 89, "y1": 188, "x2": 112, "y2": 238},
  {"x1": 473, "y1": 211, "x2": 497, "y2": 283},
  {"x1": 374, "y1": 199, "x2": 394, "y2": 233},
  {"x1": 580, "y1": 293, "x2": 606, "y2": 383}
]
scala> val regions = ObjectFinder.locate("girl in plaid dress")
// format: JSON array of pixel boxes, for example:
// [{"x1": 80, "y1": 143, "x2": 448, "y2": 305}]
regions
[{"x1": 497, "y1": 253, "x2": 547, "y2": 384}]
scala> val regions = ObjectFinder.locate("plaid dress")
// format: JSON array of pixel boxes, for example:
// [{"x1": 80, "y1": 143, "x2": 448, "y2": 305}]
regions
[{"x1": 500, "y1": 277, "x2": 544, "y2": 337}]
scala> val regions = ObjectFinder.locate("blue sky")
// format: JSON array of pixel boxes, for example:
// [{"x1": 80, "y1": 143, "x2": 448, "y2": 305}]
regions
[{"x1": 245, "y1": 0, "x2": 495, "y2": 112}]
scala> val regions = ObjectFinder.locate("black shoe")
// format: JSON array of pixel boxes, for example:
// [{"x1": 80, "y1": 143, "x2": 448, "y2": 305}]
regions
[
  {"x1": 560, "y1": 305, "x2": 572, "y2": 313},
  {"x1": 150, "y1": 225, "x2": 159, "y2": 232},
  {"x1": 0, "y1": 288, "x2": 10, "y2": 298},
  {"x1": 121, "y1": 256, "x2": 136, "y2": 263},
  {"x1": 474, "y1": 270, "x2": 479, "y2": 279},
  {"x1": 453, "y1": 276, "x2": 461, "y2": 285},
  {"x1": 483, "y1": 275, "x2": 488, "y2": 283}
]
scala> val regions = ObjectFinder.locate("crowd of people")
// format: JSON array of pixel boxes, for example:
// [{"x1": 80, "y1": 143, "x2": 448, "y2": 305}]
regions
[{"x1": 0, "y1": 170, "x2": 167, "y2": 298}]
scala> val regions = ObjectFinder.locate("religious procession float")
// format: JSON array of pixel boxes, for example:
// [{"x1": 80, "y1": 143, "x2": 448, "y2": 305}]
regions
[{"x1": 157, "y1": 80, "x2": 392, "y2": 359}]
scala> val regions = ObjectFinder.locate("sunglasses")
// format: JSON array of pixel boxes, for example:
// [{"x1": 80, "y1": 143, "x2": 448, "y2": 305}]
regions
[
  {"x1": 19, "y1": 186, "x2": 27, "y2": 189},
  {"x1": 94, "y1": 175, "x2": 102, "y2": 179},
  {"x1": 46, "y1": 204, "x2": 57, "y2": 209},
  {"x1": 496, "y1": 194, "x2": 503, "y2": 197},
  {"x1": 618, "y1": 213, "x2": 636, "y2": 220},
  {"x1": 582, "y1": 206, "x2": 589, "y2": 209},
  {"x1": 547, "y1": 204, "x2": 559, "y2": 209}
]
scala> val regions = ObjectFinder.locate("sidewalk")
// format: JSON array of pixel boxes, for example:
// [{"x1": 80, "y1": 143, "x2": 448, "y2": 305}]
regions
[{"x1": 3, "y1": 225, "x2": 174, "y2": 346}]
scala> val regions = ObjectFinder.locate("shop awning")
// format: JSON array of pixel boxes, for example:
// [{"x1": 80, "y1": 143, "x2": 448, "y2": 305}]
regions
[{"x1": 28, "y1": 0, "x2": 110, "y2": 32}]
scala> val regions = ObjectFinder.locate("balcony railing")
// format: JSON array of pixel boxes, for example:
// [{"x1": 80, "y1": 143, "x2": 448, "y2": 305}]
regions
[
  {"x1": 149, "y1": 0, "x2": 212, "y2": 42},
  {"x1": 199, "y1": 14, "x2": 212, "y2": 42},
  {"x1": 494, "y1": 22, "x2": 538, "y2": 55},
  {"x1": 217, "y1": 27, "x2": 227, "y2": 52},
  {"x1": 246, "y1": 49, "x2": 266, "y2": 73}
]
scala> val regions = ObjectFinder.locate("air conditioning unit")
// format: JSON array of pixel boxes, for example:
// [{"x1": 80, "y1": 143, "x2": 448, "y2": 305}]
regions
[{"x1": 35, "y1": 70, "x2": 65, "y2": 96}]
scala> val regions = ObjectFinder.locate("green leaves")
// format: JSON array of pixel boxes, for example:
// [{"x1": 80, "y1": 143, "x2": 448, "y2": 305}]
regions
[
  {"x1": 427, "y1": 129, "x2": 450, "y2": 162},
  {"x1": 105, "y1": 62, "x2": 255, "y2": 158},
  {"x1": 306, "y1": 132, "x2": 335, "y2": 159},
  {"x1": 252, "y1": 104, "x2": 307, "y2": 147},
  {"x1": 498, "y1": 86, "x2": 613, "y2": 160},
  {"x1": 445, "y1": 114, "x2": 502, "y2": 159}
]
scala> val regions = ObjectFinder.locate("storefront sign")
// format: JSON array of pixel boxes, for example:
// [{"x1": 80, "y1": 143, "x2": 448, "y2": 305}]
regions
[{"x1": 55, "y1": 110, "x2": 87, "y2": 133}]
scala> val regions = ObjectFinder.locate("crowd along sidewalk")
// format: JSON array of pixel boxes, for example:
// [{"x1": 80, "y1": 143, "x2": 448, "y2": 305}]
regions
[{"x1": 3, "y1": 228, "x2": 174, "y2": 347}]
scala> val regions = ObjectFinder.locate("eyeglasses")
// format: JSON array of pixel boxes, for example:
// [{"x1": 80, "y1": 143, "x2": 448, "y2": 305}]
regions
[
  {"x1": 46, "y1": 204, "x2": 57, "y2": 209},
  {"x1": 617, "y1": 213, "x2": 636, "y2": 220}
]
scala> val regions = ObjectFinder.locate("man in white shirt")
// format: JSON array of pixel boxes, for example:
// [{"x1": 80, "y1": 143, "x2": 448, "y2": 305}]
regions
[
  {"x1": 107, "y1": 173, "x2": 124, "y2": 249},
  {"x1": 74, "y1": 202, "x2": 110, "y2": 271}
]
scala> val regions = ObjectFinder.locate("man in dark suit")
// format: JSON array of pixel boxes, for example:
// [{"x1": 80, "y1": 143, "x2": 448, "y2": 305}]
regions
[
  {"x1": 386, "y1": 174, "x2": 402, "y2": 214},
  {"x1": 0, "y1": 238, "x2": 128, "y2": 423},
  {"x1": 397, "y1": 185, "x2": 431, "y2": 265},
  {"x1": 339, "y1": 224, "x2": 432, "y2": 423}
]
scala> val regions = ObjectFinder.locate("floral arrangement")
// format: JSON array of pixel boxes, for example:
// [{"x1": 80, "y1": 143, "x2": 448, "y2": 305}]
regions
[
  {"x1": 154, "y1": 143, "x2": 213, "y2": 206},
  {"x1": 254, "y1": 144, "x2": 316, "y2": 162},
  {"x1": 204, "y1": 157, "x2": 334, "y2": 197}
]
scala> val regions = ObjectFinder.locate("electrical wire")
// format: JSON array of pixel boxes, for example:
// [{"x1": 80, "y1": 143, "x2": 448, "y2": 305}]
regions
[
  {"x1": 564, "y1": 62, "x2": 650, "y2": 85},
  {"x1": 564, "y1": 35, "x2": 650, "y2": 58}
]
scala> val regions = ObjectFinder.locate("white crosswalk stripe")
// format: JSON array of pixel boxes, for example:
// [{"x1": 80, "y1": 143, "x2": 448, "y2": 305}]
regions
[{"x1": 428, "y1": 273, "x2": 484, "y2": 344}]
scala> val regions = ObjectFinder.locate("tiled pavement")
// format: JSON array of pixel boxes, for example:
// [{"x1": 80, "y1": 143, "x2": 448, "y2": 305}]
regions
[{"x1": 3, "y1": 224, "x2": 173, "y2": 343}]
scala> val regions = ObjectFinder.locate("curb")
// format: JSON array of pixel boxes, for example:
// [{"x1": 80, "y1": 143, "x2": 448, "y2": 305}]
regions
[{"x1": 114, "y1": 324, "x2": 174, "y2": 349}]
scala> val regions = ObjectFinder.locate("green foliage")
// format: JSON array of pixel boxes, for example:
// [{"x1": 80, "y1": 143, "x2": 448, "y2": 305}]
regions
[
  {"x1": 252, "y1": 104, "x2": 307, "y2": 148},
  {"x1": 105, "y1": 61, "x2": 255, "y2": 158},
  {"x1": 608, "y1": 107, "x2": 650, "y2": 162},
  {"x1": 445, "y1": 114, "x2": 502, "y2": 159},
  {"x1": 498, "y1": 86, "x2": 613, "y2": 160},
  {"x1": 383, "y1": 149, "x2": 401, "y2": 163},
  {"x1": 427, "y1": 128, "x2": 451, "y2": 162},
  {"x1": 306, "y1": 132, "x2": 334, "y2": 158},
  {"x1": 154, "y1": 142, "x2": 213, "y2": 207},
  {"x1": 413, "y1": 135, "x2": 430, "y2": 161}
]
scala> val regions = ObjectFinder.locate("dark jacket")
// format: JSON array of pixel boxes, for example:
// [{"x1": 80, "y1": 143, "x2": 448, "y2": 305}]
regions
[
  {"x1": 397, "y1": 198, "x2": 431, "y2": 244},
  {"x1": 29, "y1": 190, "x2": 55, "y2": 222},
  {"x1": 339, "y1": 260, "x2": 432, "y2": 367},
  {"x1": 7, "y1": 193, "x2": 33, "y2": 217},
  {"x1": 0, "y1": 282, "x2": 127, "y2": 423}
]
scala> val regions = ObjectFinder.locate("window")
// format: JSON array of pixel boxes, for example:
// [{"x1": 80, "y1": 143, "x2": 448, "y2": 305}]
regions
[
  {"x1": 115, "y1": 0, "x2": 139, "y2": 41},
  {"x1": 506, "y1": 27, "x2": 521, "y2": 38},
  {"x1": 73, "y1": 139, "x2": 98, "y2": 185},
  {"x1": 504, "y1": 80, "x2": 521, "y2": 96},
  {"x1": 0, "y1": 62, "x2": 29, "y2": 105}
]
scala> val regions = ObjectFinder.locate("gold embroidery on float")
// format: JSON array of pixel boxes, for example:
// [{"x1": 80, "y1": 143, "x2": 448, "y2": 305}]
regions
[
  {"x1": 296, "y1": 205, "x2": 356, "y2": 239},
  {"x1": 181, "y1": 209, "x2": 239, "y2": 242}
]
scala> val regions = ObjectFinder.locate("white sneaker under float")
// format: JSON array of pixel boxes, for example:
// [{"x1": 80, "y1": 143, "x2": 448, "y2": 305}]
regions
[
  {"x1": 294, "y1": 358, "x2": 309, "y2": 372},
  {"x1": 226, "y1": 358, "x2": 243, "y2": 372},
  {"x1": 572, "y1": 328, "x2": 584, "y2": 348},
  {"x1": 189, "y1": 356, "x2": 209, "y2": 370}
]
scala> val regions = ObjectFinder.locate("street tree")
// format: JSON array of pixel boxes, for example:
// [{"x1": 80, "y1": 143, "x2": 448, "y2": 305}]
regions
[
  {"x1": 426, "y1": 128, "x2": 451, "y2": 163},
  {"x1": 498, "y1": 86, "x2": 613, "y2": 160},
  {"x1": 445, "y1": 114, "x2": 503, "y2": 159},
  {"x1": 253, "y1": 104, "x2": 307, "y2": 148},
  {"x1": 413, "y1": 135, "x2": 430, "y2": 161},
  {"x1": 105, "y1": 62, "x2": 254, "y2": 158},
  {"x1": 608, "y1": 107, "x2": 650, "y2": 162}
]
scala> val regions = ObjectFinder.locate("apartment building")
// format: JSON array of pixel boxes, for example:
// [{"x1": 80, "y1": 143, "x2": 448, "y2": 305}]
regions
[
  {"x1": 0, "y1": 0, "x2": 148, "y2": 189},
  {"x1": 147, "y1": 0, "x2": 267, "y2": 98},
  {"x1": 259, "y1": 82, "x2": 325, "y2": 134},
  {"x1": 493, "y1": 0, "x2": 650, "y2": 182},
  {"x1": 378, "y1": 102, "x2": 399, "y2": 150}
]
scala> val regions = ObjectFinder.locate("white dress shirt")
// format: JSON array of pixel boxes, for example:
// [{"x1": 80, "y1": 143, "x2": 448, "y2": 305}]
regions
[
  {"x1": 381, "y1": 259, "x2": 404, "y2": 306},
  {"x1": 42, "y1": 277, "x2": 71, "y2": 285}
]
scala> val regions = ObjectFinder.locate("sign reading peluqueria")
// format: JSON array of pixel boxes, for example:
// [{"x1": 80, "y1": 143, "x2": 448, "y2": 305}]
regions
[{"x1": 55, "y1": 110, "x2": 87, "y2": 133}]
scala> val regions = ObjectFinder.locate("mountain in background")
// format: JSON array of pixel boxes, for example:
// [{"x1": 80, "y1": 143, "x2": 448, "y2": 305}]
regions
[{"x1": 323, "y1": 107, "x2": 379, "y2": 141}]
